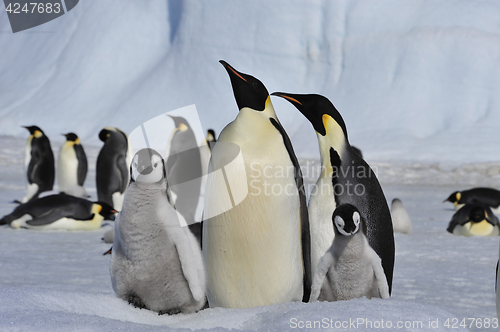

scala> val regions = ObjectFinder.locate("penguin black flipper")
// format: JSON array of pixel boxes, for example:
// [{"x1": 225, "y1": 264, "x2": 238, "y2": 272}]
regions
[
  {"x1": 447, "y1": 206, "x2": 470, "y2": 233},
  {"x1": 269, "y1": 117, "x2": 311, "y2": 302},
  {"x1": 116, "y1": 154, "x2": 129, "y2": 195},
  {"x1": 75, "y1": 144, "x2": 88, "y2": 186}
]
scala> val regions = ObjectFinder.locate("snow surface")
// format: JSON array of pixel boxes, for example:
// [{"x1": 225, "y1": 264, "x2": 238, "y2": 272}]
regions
[
  {"x1": 0, "y1": 137, "x2": 498, "y2": 331},
  {"x1": 1, "y1": 0, "x2": 500, "y2": 331}
]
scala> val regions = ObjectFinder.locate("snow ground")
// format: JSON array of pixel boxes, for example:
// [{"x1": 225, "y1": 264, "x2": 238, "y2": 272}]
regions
[{"x1": 0, "y1": 137, "x2": 498, "y2": 332}]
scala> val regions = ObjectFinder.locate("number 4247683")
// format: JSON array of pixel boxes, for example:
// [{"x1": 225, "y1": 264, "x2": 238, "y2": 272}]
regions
[
  {"x1": 444, "y1": 318, "x2": 498, "y2": 329},
  {"x1": 5, "y1": 2, "x2": 61, "y2": 14}
]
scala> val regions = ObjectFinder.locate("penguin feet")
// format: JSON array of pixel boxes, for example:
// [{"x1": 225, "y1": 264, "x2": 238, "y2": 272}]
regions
[
  {"x1": 128, "y1": 295, "x2": 147, "y2": 310},
  {"x1": 158, "y1": 308, "x2": 182, "y2": 316}
]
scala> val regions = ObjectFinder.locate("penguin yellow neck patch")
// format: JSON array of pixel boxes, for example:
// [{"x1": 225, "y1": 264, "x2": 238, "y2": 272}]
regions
[
  {"x1": 318, "y1": 114, "x2": 346, "y2": 168},
  {"x1": 34, "y1": 130, "x2": 43, "y2": 138},
  {"x1": 75, "y1": 138, "x2": 80, "y2": 145}
]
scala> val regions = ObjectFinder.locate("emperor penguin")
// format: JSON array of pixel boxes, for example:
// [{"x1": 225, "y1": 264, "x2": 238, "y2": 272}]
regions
[
  {"x1": 96, "y1": 127, "x2": 132, "y2": 211},
  {"x1": 110, "y1": 148, "x2": 206, "y2": 314},
  {"x1": 446, "y1": 203, "x2": 500, "y2": 237},
  {"x1": 21, "y1": 126, "x2": 55, "y2": 203},
  {"x1": 309, "y1": 204, "x2": 389, "y2": 302},
  {"x1": 272, "y1": 92, "x2": 394, "y2": 294},
  {"x1": 166, "y1": 115, "x2": 203, "y2": 246},
  {"x1": 58, "y1": 133, "x2": 88, "y2": 197},
  {"x1": 0, "y1": 194, "x2": 116, "y2": 230},
  {"x1": 203, "y1": 61, "x2": 311, "y2": 308},
  {"x1": 444, "y1": 188, "x2": 500, "y2": 214},
  {"x1": 391, "y1": 198, "x2": 413, "y2": 234}
]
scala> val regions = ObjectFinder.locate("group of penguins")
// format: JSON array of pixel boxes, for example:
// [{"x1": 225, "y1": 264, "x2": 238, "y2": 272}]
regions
[{"x1": 1, "y1": 60, "x2": 497, "y2": 316}]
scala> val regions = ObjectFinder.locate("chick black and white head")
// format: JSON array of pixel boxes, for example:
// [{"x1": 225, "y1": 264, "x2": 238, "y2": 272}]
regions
[
  {"x1": 131, "y1": 148, "x2": 165, "y2": 184},
  {"x1": 332, "y1": 204, "x2": 366, "y2": 237}
]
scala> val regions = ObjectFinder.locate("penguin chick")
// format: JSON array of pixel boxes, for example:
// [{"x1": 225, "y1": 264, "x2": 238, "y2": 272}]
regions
[
  {"x1": 0, "y1": 194, "x2": 116, "y2": 230},
  {"x1": 447, "y1": 204, "x2": 500, "y2": 237},
  {"x1": 58, "y1": 133, "x2": 88, "y2": 197},
  {"x1": 309, "y1": 204, "x2": 389, "y2": 302},
  {"x1": 110, "y1": 148, "x2": 206, "y2": 315},
  {"x1": 391, "y1": 198, "x2": 413, "y2": 234},
  {"x1": 21, "y1": 126, "x2": 55, "y2": 203}
]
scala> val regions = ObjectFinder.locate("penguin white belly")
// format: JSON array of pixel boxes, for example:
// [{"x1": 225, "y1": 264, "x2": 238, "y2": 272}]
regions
[
  {"x1": 24, "y1": 137, "x2": 32, "y2": 172},
  {"x1": 308, "y1": 178, "x2": 336, "y2": 278},
  {"x1": 204, "y1": 113, "x2": 303, "y2": 308},
  {"x1": 112, "y1": 192, "x2": 125, "y2": 211},
  {"x1": 10, "y1": 214, "x2": 33, "y2": 228},
  {"x1": 58, "y1": 145, "x2": 79, "y2": 192},
  {"x1": 452, "y1": 221, "x2": 499, "y2": 237},
  {"x1": 21, "y1": 183, "x2": 39, "y2": 203},
  {"x1": 391, "y1": 203, "x2": 413, "y2": 234},
  {"x1": 11, "y1": 216, "x2": 103, "y2": 230}
]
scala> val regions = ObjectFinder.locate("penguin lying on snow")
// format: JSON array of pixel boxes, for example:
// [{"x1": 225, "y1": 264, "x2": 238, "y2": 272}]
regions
[
  {"x1": 447, "y1": 204, "x2": 500, "y2": 237},
  {"x1": 444, "y1": 188, "x2": 500, "y2": 214},
  {"x1": 391, "y1": 198, "x2": 413, "y2": 234},
  {"x1": 0, "y1": 194, "x2": 116, "y2": 230},
  {"x1": 21, "y1": 126, "x2": 55, "y2": 203},
  {"x1": 309, "y1": 204, "x2": 389, "y2": 302},
  {"x1": 111, "y1": 148, "x2": 205, "y2": 315},
  {"x1": 58, "y1": 133, "x2": 88, "y2": 197}
]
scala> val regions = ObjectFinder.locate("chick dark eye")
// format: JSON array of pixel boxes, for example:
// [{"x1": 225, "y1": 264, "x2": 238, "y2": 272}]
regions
[{"x1": 154, "y1": 163, "x2": 158, "y2": 168}]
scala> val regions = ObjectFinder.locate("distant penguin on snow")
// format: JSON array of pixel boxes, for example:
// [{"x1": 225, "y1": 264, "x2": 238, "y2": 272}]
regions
[
  {"x1": 391, "y1": 198, "x2": 413, "y2": 234},
  {"x1": 96, "y1": 127, "x2": 132, "y2": 211},
  {"x1": 0, "y1": 194, "x2": 116, "y2": 230},
  {"x1": 111, "y1": 148, "x2": 205, "y2": 315},
  {"x1": 447, "y1": 204, "x2": 500, "y2": 237},
  {"x1": 445, "y1": 188, "x2": 500, "y2": 214},
  {"x1": 166, "y1": 115, "x2": 203, "y2": 246},
  {"x1": 58, "y1": 133, "x2": 88, "y2": 197},
  {"x1": 272, "y1": 92, "x2": 394, "y2": 295},
  {"x1": 203, "y1": 61, "x2": 311, "y2": 308},
  {"x1": 309, "y1": 204, "x2": 389, "y2": 302},
  {"x1": 21, "y1": 126, "x2": 55, "y2": 203}
]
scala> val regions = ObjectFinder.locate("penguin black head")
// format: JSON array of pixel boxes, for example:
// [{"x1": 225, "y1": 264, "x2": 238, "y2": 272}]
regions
[
  {"x1": 63, "y1": 133, "x2": 79, "y2": 143},
  {"x1": 468, "y1": 205, "x2": 488, "y2": 224},
  {"x1": 94, "y1": 202, "x2": 118, "y2": 221},
  {"x1": 444, "y1": 191, "x2": 460, "y2": 203},
  {"x1": 220, "y1": 60, "x2": 269, "y2": 112},
  {"x1": 332, "y1": 204, "x2": 366, "y2": 237},
  {"x1": 23, "y1": 125, "x2": 44, "y2": 137},
  {"x1": 207, "y1": 129, "x2": 216, "y2": 142},
  {"x1": 271, "y1": 93, "x2": 347, "y2": 138},
  {"x1": 169, "y1": 116, "x2": 190, "y2": 132},
  {"x1": 130, "y1": 148, "x2": 166, "y2": 184}
]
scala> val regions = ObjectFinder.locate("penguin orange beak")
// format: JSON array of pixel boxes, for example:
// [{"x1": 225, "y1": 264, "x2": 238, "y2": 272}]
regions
[{"x1": 220, "y1": 60, "x2": 247, "y2": 82}]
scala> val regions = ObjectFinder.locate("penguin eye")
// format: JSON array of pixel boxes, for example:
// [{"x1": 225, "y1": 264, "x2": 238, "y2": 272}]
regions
[
  {"x1": 334, "y1": 216, "x2": 345, "y2": 229},
  {"x1": 154, "y1": 163, "x2": 158, "y2": 168},
  {"x1": 353, "y1": 212, "x2": 360, "y2": 227}
]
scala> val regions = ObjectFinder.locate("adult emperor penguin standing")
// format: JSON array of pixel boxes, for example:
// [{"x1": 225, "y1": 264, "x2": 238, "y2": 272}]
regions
[
  {"x1": 58, "y1": 133, "x2": 88, "y2": 197},
  {"x1": 21, "y1": 126, "x2": 55, "y2": 203},
  {"x1": 166, "y1": 115, "x2": 203, "y2": 246},
  {"x1": 203, "y1": 61, "x2": 311, "y2": 308},
  {"x1": 96, "y1": 127, "x2": 131, "y2": 211},
  {"x1": 272, "y1": 92, "x2": 394, "y2": 294},
  {"x1": 111, "y1": 148, "x2": 205, "y2": 314}
]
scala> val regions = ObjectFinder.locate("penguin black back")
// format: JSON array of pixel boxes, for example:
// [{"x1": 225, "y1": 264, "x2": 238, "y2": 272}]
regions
[
  {"x1": 96, "y1": 128, "x2": 129, "y2": 209},
  {"x1": 23, "y1": 125, "x2": 55, "y2": 201}
]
